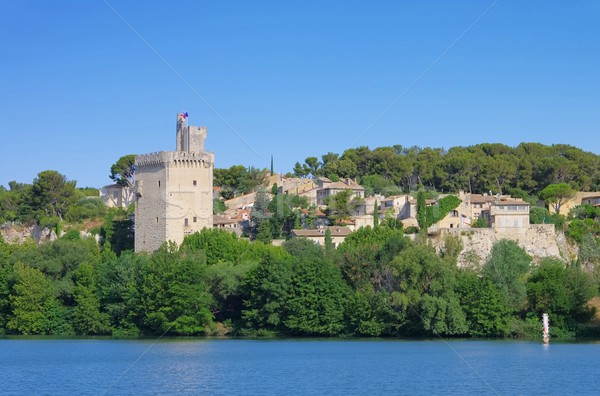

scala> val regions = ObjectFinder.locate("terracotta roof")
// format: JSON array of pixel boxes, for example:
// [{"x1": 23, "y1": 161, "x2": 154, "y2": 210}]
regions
[
  {"x1": 582, "y1": 192, "x2": 600, "y2": 200},
  {"x1": 468, "y1": 194, "x2": 496, "y2": 204},
  {"x1": 213, "y1": 216, "x2": 238, "y2": 225},
  {"x1": 492, "y1": 199, "x2": 529, "y2": 206},
  {"x1": 300, "y1": 208, "x2": 326, "y2": 217},
  {"x1": 323, "y1": 181, "x2": 365, "y2": 191},
  {"x1": 291, "y1": 226, "x2": 352, "y2": 237}
]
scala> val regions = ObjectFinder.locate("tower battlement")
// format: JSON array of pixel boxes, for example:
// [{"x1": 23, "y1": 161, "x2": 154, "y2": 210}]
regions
[
  {"x1": 135, "y1": 151, "x2": 214, "y2": 168},
  {"x1": 176, "y1": 114, "x2": 207, "y2": 154}
]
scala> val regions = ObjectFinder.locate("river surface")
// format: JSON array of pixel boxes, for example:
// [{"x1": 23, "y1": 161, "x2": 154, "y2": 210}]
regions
[{"x1": 1, "y1": 338, "x2": 599, "y2": 395}]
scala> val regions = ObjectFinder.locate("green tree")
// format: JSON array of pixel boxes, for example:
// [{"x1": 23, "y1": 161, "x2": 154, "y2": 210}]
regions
[
  {"x1": 373, "y1": 200, "x2": 379, "y2": 227},
  {"x1": 140, "y1": 245, "x2": 213, "y2": 335},
  {"x1": 483, "y1": 240, "x2": 532, "y2": 312},
  {"x1": 250, "y1": 190, "x2": 271, "y2": 239},
  {"x1": 324, "y1": 228, "x2": 334, "y2": 259},
  {"x1": 72, "y1": 263, "x2": 111, "y2": 335},
  {"x1": 241, "y1": 252, "x2": 293, "y2": 334},
  {"x1": 530, "y1": 206, "x2": 552, "y2": 224},
  {"x1": 206, "y1": 260, "x2": 254, "y2": 326},
  {"x1": 391, "y1": 244, "x2": 467, "y2": 336},
  {"x1": 214, "y1": 165, "x2": 249, "y2": 199},
  {"x1": 268, "y1": 193, "x2": 306, "y2": 238},
  {"x1": 416, "y1": 191, "x2": 427, "y2": 230},
  {"x1": 96, "y1": 251, "x2": 146, "y2": 335},
  {"x1": 577, "y1": 233, "x2": 600, "y2": 273},
  {"x1": 242, "y1": 167, "x2": 269, "y2": 193},
  {"x1": 7, "y1": 263, "x2": 68, "y2": 335},
  {"x1": 456, "y1": 270, "x2": 510, "y2": 336},
  {"x1": 181, "y1": 229, "x2": 249, "y2": 265},
  {"x1": 293, "y1": 162, "x2": 309, "y2": 178},
  {"x1": 109, "y1": 154, "x2": 136, "y2": 206},
  {"x1": 284, "y1": 252, "x2": 349, "y2": 336},
  {"x1": 539, "y1": 183, "x2": 575, "y2": 214},
  {"x1": 213, "y1": 198, "x2": 227, "y2": 215},
  {"x1": 324, "y1": 190, "x2": 363, "y2": 225},
  {"x1": 472, "y1": 217, "x2": 489, "y2": 228},
  {"x1": 256, "y1": 221, "x2": 273, "y2": 244},
  {"x1": 336, "y1": 226, "x2": 407, "y2": 290},
  {"x1": 527, "y1": 258, "x2": 596, "y2": 331},
  {"x1": 30, "y1": 170, "x2": 78, "y2": 222},
  {"x1": 303, "y1": 157, "x2": 322, "y2": 177}
]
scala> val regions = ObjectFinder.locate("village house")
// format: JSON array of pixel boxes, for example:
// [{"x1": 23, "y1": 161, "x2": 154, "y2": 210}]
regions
[
  {"x1": 279, "y1": 176, "x2": 317, "y2": 196},
  {"x1": 581, "y1": 193, "x2": 600, "y2": 207},
  {"x1": 316, "y1": 177, "x2": 366, "y2": 206},
  {"x1": 100, "y1": 184, "x2": 131, "y2": 208},
  {"x1": 489, "y1": 199, "x2": 530, "y2": 228},
  {"x1": 213, "y1": 208, "x2": 250, "y2": 236},
  {"x1": 290, "y1": 226, "x2": 352, "y2": 248},
  {"x1": 548, "y1": 191, "x2": 600, "y2": 216}
]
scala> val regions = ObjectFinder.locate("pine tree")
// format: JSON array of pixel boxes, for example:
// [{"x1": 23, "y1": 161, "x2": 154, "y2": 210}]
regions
[{"x1": 373, "y1": 200, "x2": 379, "y2": 227}]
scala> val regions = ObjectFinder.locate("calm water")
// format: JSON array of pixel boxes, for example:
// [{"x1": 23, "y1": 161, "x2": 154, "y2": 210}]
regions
[{"x1": 1, "y1": 338, "x2": 599, "y2": 395}]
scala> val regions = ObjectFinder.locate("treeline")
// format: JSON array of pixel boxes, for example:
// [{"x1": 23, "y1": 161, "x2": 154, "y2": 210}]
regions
[
  {"x1": 291, "y1": 143, "x2": 600, "y2": 195},
  {"x1": 1, "y1": 227, "x2": 598, "y2": 338},
  {"x1": 0, "y1": 171, "x2": 103, "y2": 227}
]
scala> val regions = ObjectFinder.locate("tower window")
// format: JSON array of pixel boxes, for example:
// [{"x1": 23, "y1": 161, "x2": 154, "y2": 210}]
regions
[
  {"x1": 193, "y1": 180, "x2": 197, "y2": 186},
  {"x1": 193, "y1": 217, "x2": 197, "y2": 223},
  {"x1": 158, "y1": 180, "x2": 161, "y2": 188},
  {"x1": 156, "y1": 217, "x2": 159, "y2": 224}
]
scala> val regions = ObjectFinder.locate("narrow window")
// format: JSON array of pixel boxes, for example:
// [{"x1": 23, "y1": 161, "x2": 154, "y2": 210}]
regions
[
  {"x1": 158, "y1": 180, "x2": 161, "y2": 188},
  {"x1": 184, "y1": 218, "x2": 189, "y2": 226},
  {"x1": 193, "y1": 180, "x2": 197, "y2": 186},
  {"x1": 156, "y1": 217, "x2": 159, "y2": 224},
  {"x1": 193, "y1": 217, "x2": 197, "y2": 223}
]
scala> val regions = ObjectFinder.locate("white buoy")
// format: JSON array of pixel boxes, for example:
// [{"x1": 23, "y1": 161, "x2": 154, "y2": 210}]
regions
[{"x1": 542, "y1": 313, "x2": 550, "y2": 344}]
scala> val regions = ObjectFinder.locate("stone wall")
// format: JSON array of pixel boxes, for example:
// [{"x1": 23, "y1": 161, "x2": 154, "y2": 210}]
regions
[
  {"x1": 1, "y1": 224, "x2": 57, "y2": 244},
  {"x1": 433, "y1": 224, "x2": 563, "y2": 268}
]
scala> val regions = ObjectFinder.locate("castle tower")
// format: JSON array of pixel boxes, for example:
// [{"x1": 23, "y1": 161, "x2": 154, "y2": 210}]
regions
[{"x1": 134, "y1": 113, "x2": 214, "y2": 252}]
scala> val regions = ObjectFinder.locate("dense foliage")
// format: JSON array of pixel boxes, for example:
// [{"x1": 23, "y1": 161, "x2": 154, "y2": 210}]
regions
[
  {"x1": 1, "y1": 227, "x2": 597, "y2": 338},
  {"x1": 0, "y1": 171, "x2": 103, "y2": 227},
  {"x1": 290, "y1": 143, "x2": 600, "y2": 194}
]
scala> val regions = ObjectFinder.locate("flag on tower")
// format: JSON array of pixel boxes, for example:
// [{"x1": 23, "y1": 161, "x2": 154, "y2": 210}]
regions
[{"x1": 183, "y1": 112, "x2": 189, "y2": 119}]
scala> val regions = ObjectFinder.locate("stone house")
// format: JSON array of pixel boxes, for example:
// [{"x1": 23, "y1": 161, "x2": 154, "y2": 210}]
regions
[
  {"x1": 548, "y1": 191, "x2": 600, "y2": 216},
  {"x1": 290, "y1": 226, "x2": 352, "y2": 248},
  {"x1": 581, "y1": 192, "x2": 600, "y2": 207},
  {"x1": 316, "y1": 177, "x2": 366, "y2": 206},
  {"x1": 279, "y1": 177, "x2": 317, "y2": 196},
  {"x1": 213, "y1": 208, "x2": 250, "y2": 236},
  {"x1": 100, "y1": 184, "x2": 130, "y2": 208},
  {"x1": 489, "y1": 199, "x2": 530, "y2": 228}
]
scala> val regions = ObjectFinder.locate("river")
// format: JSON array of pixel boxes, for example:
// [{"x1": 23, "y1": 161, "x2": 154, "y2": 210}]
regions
[{"x1": 1, "y1": 338, "x2": 599, "y2": 395}]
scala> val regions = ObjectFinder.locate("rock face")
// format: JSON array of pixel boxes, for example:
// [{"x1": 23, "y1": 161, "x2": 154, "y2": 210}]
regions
[
  {"x1": 433, "y1": 224, "x2": 563, "y2": 268},
  {"x1": 1, "y1": 224, "x2": 57, "y2": 244}
]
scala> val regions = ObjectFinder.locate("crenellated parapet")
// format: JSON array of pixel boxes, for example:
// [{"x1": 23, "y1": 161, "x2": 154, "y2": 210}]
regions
[{"x1": 135, "y1": 150, "x2": 214, "y2": 168}]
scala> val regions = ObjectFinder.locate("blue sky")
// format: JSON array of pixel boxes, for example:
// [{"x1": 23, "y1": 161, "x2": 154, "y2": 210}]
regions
[{"x1": 1, "y1": 1, "x2": 598, "y2": 188}]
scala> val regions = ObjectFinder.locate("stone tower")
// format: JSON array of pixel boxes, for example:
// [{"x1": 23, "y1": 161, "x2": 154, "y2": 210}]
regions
[{"x1": 134, "y1": 113, "x2": 214, "y2": 252}]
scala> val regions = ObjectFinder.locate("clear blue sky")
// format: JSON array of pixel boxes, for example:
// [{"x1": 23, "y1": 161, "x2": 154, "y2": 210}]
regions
[{"x1": 1, "y1": 1, "x2": 598, "y2": 188}]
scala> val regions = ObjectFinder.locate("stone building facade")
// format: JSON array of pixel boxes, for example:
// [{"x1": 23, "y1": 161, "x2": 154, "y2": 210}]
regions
[{"x1": 134, "y1": 114, "x2": 214, "y2": 252}]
